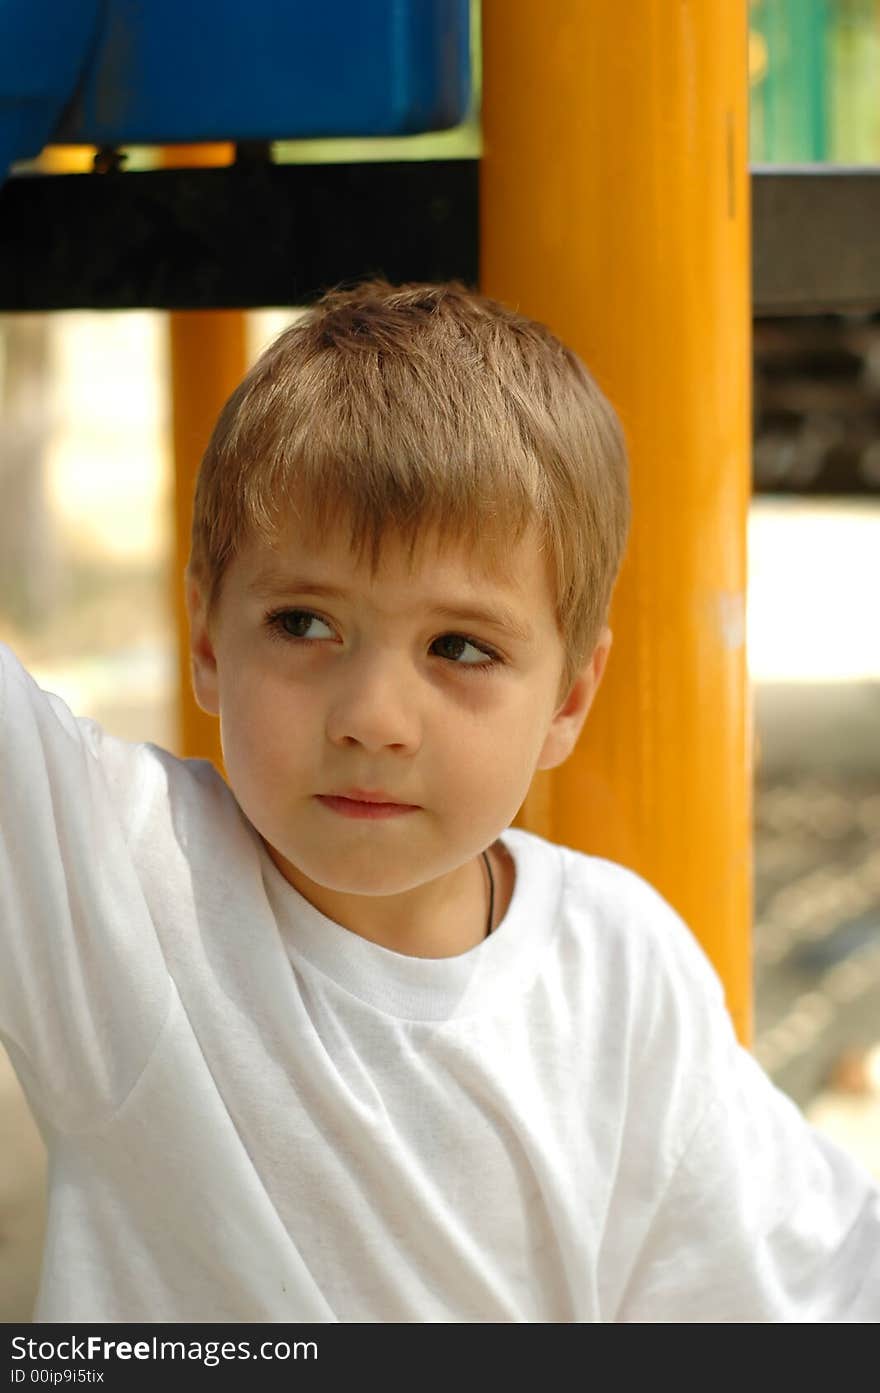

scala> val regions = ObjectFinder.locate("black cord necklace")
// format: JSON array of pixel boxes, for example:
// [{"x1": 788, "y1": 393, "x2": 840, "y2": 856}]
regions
[{"x1": 481, "y1": 849, "x2": 495, "y2": 938}]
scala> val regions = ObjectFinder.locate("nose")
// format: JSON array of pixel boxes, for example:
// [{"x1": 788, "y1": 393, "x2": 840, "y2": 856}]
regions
[{"x1": 324, "y1": 648, "x2": 422, "y2": 753}]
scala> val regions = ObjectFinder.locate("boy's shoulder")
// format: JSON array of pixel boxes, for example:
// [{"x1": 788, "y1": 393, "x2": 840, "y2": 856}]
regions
[
  {"x1": 505, "y1": 825, "x2": 728, "y2": 1021},
  {"x1": 502, "y1": 829, "x2": 739, "y2": 1153},
  {"x1": 0, "y1": 639, "x2": 239, "y2": 838},
  {"x1": 509, "y1": 824, "x2": 716, "y2": 954}
]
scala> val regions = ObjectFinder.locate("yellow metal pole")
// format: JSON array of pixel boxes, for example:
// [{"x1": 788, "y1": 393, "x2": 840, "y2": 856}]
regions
[
  {"x1": 165, "y1": 144, "x2": 246, "y2": 767},
  {"x1": 481, "y1": 2, "x2": 753, "y2": 1043},
  {"x1": 39, "y1": 146, "x2": 95, "y2": 173}
]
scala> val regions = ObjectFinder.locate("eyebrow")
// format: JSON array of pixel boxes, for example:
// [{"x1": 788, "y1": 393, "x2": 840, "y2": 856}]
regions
[{"x1": 247, "y1": 573, "x2": 534, "y2": 643}]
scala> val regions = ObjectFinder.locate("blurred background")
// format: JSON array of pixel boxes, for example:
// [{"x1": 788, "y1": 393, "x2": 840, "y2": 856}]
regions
[{"x1": 2, "y1": 0, "x2": 880, "y2": 1319}]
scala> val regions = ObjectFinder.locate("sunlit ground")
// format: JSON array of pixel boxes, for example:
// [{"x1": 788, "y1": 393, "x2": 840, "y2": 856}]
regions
[
  {"x1": 748, "y1": 496, "x2": 880, "y2": 684},
  {"x1": 746, "y1": 496, "x2": 880, "y2": 1177}
]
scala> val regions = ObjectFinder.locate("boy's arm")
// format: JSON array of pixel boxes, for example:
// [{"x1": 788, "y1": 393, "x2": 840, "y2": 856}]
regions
[
  {"x1": 617, "y1": 1036, "x2": 880, "y2": 1321},
  {"x1": 0, "y1": 643, "x2": 170, "y2": 1132},
  {"x1": 579, "y1": 857, "x2": 880, "y2": 1323}
]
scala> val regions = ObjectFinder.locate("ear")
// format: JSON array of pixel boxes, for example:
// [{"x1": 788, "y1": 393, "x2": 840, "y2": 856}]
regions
[
  {"x1": 536, "y1": 627, "x2": 613, "y2": 771},
  {"x1": 185, "y1": 572, "x2": 221, "y2": 716}
]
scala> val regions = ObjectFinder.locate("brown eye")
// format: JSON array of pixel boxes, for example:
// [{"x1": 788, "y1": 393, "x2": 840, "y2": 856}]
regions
[
  {"x1": 432, "y1": 634, "x2": 500, "y2": 669},
  {"x1": 434, "y1": 635, "x2": 467, "y2": 661},
  {"x1": 264, "y1": 609, "x2": 333, "y2": 642},
  {"x1": 279, "y1": 611, "x2": 313, "y2": 638}
]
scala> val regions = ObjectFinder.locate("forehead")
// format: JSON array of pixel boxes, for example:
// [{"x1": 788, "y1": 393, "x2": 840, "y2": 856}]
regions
[{"x1": 231, "y1": 515, "x2": 558, "y2": 640}]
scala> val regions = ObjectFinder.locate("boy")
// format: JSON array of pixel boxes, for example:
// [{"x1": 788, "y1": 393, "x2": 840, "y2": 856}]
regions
[{"x1": 1, "y1": 280, "x2": 878, "y2": 1322}]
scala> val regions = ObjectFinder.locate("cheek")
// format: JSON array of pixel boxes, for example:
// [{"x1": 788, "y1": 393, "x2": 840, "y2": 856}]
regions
[
  {"x1": 460, "y1": 702, "x2": 545, "y2": 782},
  {"x1": 219, "y1": 668, "x2": 315, "y2": 774},
  {"x1": 498, "y1": 701, "x2": 558, "y2": 785}
]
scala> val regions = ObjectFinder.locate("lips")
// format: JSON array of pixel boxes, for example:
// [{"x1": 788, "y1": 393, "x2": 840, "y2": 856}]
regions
[
  {"x1": 315, "y1": 794, "x2": 420, "y2": 820},
  {"x1": 327, "y1": 788, "x2": 418, "y2": 807}
]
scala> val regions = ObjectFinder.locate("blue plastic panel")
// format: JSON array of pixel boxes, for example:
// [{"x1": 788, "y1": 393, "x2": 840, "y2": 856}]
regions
[
  {"x1": 0, "y1": 0, "x2": 99, "y2": 173},
  {"x1": 57, "y1": 0, "x2": 472, "y2": 145},
  {"x1": 0, "y1": 1, "x2": 471, "y2": 177}
]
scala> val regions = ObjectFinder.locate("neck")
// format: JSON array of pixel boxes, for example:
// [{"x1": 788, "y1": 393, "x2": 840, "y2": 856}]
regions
[{"x1": 266, "y1": 844, "x2": 493, "y2": 958}]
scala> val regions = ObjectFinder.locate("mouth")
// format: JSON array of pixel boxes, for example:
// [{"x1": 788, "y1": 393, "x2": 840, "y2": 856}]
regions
[
  {"x1": 324, "y1": 788, "x2": 419, "y2": 807},
  {"x1": 315, "y1": 793, "x2": 420, "y2": 820}
]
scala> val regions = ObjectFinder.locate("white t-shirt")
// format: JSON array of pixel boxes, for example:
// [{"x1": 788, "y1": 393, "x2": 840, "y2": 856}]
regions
[{"x1": 1, "y1": 642, "x2": 878, "y2": 1322}]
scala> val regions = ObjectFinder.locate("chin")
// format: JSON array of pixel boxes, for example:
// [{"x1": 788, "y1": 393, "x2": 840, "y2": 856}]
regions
[{"x1": 272, "y1": 846, "x2": 419, "y2": 898}]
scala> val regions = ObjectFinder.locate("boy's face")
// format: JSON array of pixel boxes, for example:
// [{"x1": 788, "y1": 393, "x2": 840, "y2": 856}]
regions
[{"x1": 187, "y1": 514, "x2": 611, "y2": 946}]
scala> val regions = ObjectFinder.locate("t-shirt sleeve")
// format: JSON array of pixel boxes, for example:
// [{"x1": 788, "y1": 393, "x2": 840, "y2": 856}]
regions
[
  {"x1": 618, "y1": 1035, "x2": 880, "y2": 1319},
  {"x1": 610, "y1": 872, "x2": 880, "y2": 1322},
  {"x1": 0, "y1": 643, "x2": 172, "y2": 1132}
]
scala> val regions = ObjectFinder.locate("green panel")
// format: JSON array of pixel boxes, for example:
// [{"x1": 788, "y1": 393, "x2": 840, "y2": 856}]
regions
[
  {"x1": 750, "y1": 0, "x2": 880, "y2": 164},
  {"x1": 827, "y1": 0, "x2": 880, "y2": 161}
]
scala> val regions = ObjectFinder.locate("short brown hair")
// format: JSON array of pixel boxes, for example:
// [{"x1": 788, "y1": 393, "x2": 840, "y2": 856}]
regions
[{"x1": 188, "y1": 279, "x2": 630, "y2": 701}]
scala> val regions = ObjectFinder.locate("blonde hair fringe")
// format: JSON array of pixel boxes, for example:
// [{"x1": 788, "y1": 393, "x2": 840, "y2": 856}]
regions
[{"x1": 187, "y1": 279, "x2": 630, "y2": 701}]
